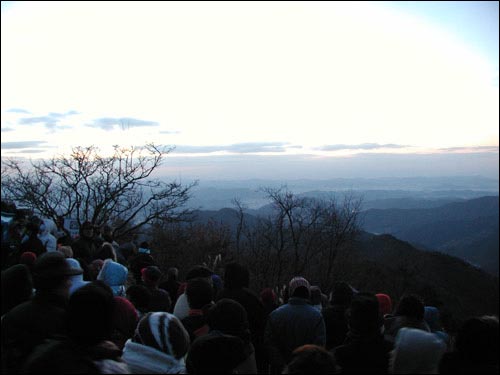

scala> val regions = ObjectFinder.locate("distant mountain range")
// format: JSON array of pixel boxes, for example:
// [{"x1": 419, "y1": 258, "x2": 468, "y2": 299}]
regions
[
  {"x1": 188, "y1": 195, "x2": 499, "y2": 277},
  {"x1": 360, "y1": 196, "x2": 499, "y2": 275}
]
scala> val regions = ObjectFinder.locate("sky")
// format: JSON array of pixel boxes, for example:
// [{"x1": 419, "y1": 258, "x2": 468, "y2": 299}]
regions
[{"x1": 1, "y1": 1, "x2": 499, "y2": 180}]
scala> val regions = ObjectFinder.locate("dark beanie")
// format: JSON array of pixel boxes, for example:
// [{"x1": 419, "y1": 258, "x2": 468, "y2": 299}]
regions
[
  {"x1": 207, "y1": 298, "x2": 250, "y2": 341},
  {"x1": 67, "y1": 282, "x2": 115, "y2": 345}
]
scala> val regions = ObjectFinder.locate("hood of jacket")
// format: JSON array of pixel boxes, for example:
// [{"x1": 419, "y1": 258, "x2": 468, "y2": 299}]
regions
[{"x1": 97, "y1": 259, "x2": 128, "y2": 287}]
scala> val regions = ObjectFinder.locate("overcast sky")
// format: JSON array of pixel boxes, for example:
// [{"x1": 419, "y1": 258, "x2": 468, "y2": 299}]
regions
[{"x1": 1, "y1": 1, "x2": 498, "y2": 180}]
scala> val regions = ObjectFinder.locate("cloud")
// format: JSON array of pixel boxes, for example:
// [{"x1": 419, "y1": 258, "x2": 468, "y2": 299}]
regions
[
  {"x1": 15, "y1": 111, "x2": 79, "y2": 131},
  {"x1": 439, "y1": 145, "x2": 499, "y2": 153},
  {"x1": 318, "y1": 143, "x2": 409, "y2": 151},
  {"x1": 19, "y1": 116, "x2": 58, "y2": 126},
  {"x1": 1, "y1": 127, "x2": 15, "y2": 132},
  {"x1": 1, "y1": 141, "x2": 49, "y2": 149},
  {"x1": 87, "y1": 117, "x2": 160, "y2": 131},
  {"x1": 7, "y1": 108, "x2": 31, "y2": 114},
  {"x1": 174, "y1": 142, "x2": 290, "y2": 154},
  {"x1": 48, "y1": 110, "x2": 79, "y2": 118},
  {"x1": 160, "y1": 130, "x2": 181, "y2": 134}
]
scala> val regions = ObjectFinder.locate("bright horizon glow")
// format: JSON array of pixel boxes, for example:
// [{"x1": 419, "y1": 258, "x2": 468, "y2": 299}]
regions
[{"x1": 1, "y1": 1, "x2": 499, "y2": 179}]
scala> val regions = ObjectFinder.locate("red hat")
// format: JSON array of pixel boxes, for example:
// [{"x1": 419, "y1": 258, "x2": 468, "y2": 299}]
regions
[{"x1": 19, "y1": 251, "x2": 37, "y2": 266}]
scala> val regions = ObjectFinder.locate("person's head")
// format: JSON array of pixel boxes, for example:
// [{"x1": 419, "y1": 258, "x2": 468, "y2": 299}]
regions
[
  {"x1": 141, "y1": 265, "x2": 162, "y2": 286},
  {"x1": 2, "y1": 264, "x2": 33, "y2": 315},
  {"x1": 97, "y1": 242, "x2": 117, "y2": 262},
  {"x1": 390, "y1": 327, "x2": 447, "y2": 374},
  {"x1": 289, "y1": 277, "x2": 311, "y2": 299},
  {"x1": 67, "y1": 282, "x2": 115, "y2": 345},
  {"x1": 186, "y1": 277, "x2": 214, "y2": 310},
  {"x1": 167, "y1": 267, "x2": 179, "y2": 281},
  {"x1": 80, "y1": 221, "x2": 94, "y2": 239},
  {"x1": 101, "y1": 225, "x2": 114, "y2": 242},
  {"x1": 260, "y1": 287, "x2": 278, "y2": 306},
  {"x1": 331, "y1": 281, "x2": 354, "y2": 306},
  {"x1": 88, "y1": 258, "x2": 104, "y2": 280},
  {"x1": 186, "y1": 265, "x2": 213, "y2": 282},
  {"x1": 424, "y1": 306, "x2": 442, "y2": 332},
  {"x1": 111, "y1": 296, "x2": 138, "y2": 350},
  {"x1": 19, "y1": 251, "x2": 37, "y2": 272},
  {"x1": 284, "y1": 345, "x2": 337, "y2": 374},
  {"x1": 133, "y1": 312, "x2": 190, "y2": 359},
  {"x1": 186, "y1": 333, "x2": 246, "y2": 374},
  {"x1": 348, "y1": 292, "x2": 381, "y2": 335},
  {"x1": 376, "y1": 293, "x2": 393, "y2": 316},
  {"x1": 395, "y1": 294, "x2": 425, "y2": 321},
  {"x1": 207, "y1": 298, "x2": 250, "y2": 342},
  {"x1": 32, "y1": 251, "x2": 83, "y2": 296},
  {"x1": 126, "y1": 284, "x2": 152, "y2": 313},
  {"x1": 65, "y1": 258, "x2": 88, "y2": 295},
  {"x1": 223, "y1": 262, "x2": 249, "y2": 289},
  {"x1": 456, "y1": 315, "x2": 499, "y2": 365},
  {"x1": 57, "y1": 245, "x2": 73, "y2": 258},
  {"x1": 310, "y1": 286, "x2": 322, "y2": 306}
]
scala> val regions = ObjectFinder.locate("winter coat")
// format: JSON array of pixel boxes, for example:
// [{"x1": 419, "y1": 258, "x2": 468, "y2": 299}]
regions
[
  {"x1": 333, "y1": 331, "x2": 394, "y2": 374},
  {"x1": 264, "y1": 297, "x2": 326, "y2": 370},
  {"x1": 72, "y1": 236, "x2": 97, "y2": 265},
  {"x1": 322, "y1": 303, "x2": 350, "y2": 350},
  {"x1": 38, "y1": 221, "x2": 57, "y2": 252},
  {"x1": 1, "y1": 292, "x2": 69, "y2": 374},
  {"x1": 97, "y1": 259, "x2": 128, "y2": 297},
  {"x1": 21, "y1": 338, "x2": 130, "y2": 374},
  {"x1": 390, "y1": 327, "x2": 446, "y2": 374}
]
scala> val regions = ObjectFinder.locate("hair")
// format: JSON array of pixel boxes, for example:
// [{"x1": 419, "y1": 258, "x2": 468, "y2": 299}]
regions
[
  {"x1": 167, "y1": 267, "x2": 179, "y2": 280},
  {"x1": 331, "y1": 281, "x2": 354, "y2": 306},
  {"x1": 285, "y1": 345, "x2": 336, "y2": 374},
  {"x1": 97, "y1": 242, "x2": 117, "y2": 262},
  {"x1": 186, "y1": 277, "x2": 214, "y2": 309},
  {"x1": 292, "y1": 286, "x2": 310, "y2": 299},
  {"x1": 223, "y1": 262, "x2": 249, "y2": 289},
  {"x1": 57, "y1": 246, "x2": 73, "y2": 258},
  {"x1": 395, "y1": 294, "x2": 425, "y2": 320}
]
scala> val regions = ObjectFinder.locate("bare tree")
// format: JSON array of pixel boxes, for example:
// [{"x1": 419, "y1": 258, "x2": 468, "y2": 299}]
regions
[
  {"x1": 233, "y1": 187, "x2": 361, "y2": 293},
  {"x1": 1, "y1": 144, "x2": 196, "y2": 239}
]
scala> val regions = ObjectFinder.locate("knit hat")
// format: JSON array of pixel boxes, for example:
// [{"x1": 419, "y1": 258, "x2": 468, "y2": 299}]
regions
[
  {"x1": 66, "y1": 258, "x2": 89, "y2": 295},
  {"x1": 207, "y1": 299, "x2": 250, "y2": 341},
  {"x1": 19, "y1": 251, "x2": 37, "y2": 266},
  {"x1": 141, "y1": 265, "x2": 162, "y2": 283},
  {"x1": 186, "y1": 265, "x2": 213, "y2": 281},
  {"x1": 376, "y1": 293, "x2": 393, "y2": 316},
  {"x1": 133, "y1": 312, "x2": 190, "y2": 359},
  {"x1": 113, "y1": 296, "x2": 138, "y2": 339},
  {"x1": 186, "y1": 333, "x2": 246, "y2": 374},
  {"x1": 289, "y1": 277, "x2": 310, "y2": 297}
]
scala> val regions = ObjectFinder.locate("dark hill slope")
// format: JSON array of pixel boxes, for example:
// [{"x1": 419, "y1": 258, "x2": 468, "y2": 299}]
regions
[
  {"x1": 331, "y1": 232, "x2": 499, "y2": 324},
  {"x1": 361, "y1": 196, "x2": 499, "y2": 275}
]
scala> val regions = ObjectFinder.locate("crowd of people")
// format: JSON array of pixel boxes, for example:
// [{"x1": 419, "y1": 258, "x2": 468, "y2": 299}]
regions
[{"x1": 1, "y1": 216, "x2": 499, "y2": 374}]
